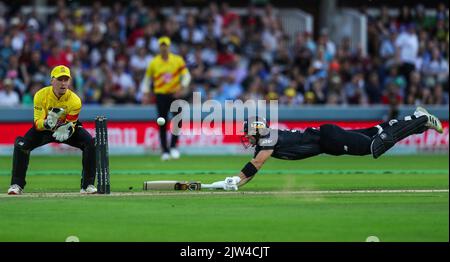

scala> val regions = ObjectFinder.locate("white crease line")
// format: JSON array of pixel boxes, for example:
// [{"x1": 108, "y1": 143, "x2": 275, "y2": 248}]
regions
[{"x1": 0, "y1": 189, "x2": 448, "y2": 198}]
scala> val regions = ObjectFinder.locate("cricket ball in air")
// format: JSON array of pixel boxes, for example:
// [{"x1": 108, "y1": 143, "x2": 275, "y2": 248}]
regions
[{"x1": 157, "y1": 117, "x2": 166, "y2": 126}]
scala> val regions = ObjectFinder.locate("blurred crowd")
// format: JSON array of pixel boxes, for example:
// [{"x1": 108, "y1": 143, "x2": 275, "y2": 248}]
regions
[{"x1": 0, "y1": 0, "x2": 448, "y2": 107}]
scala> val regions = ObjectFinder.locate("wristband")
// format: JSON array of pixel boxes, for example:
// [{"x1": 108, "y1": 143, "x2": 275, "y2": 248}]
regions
[{"x1": 241, "y1": 162, "x2": 258, "y2": 178}]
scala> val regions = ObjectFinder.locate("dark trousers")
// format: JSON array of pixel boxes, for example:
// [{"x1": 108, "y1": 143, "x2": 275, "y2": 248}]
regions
[
  {"x1": 155, "y1": 94, "x2": 182, "y2": 153},
  {"x1": 11, "y1": 126, "x2": 96, "y2": 189},
  {"x1": 319, "y1": 118, "x2": 427, "y2": 157},
  {"x1": 319, "y1": 124, "x2": 373, "y2": 156}
]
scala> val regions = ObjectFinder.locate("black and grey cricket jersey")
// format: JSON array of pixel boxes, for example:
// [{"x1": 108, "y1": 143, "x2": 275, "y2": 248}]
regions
[{"x1": 254, "y1": 128, "x2": 322, "y2": 160}]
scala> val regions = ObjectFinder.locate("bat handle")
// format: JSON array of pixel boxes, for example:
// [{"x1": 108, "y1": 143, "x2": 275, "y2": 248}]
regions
[{"x1": 201, "y1": 184, "x2": 221, "y2": 190}]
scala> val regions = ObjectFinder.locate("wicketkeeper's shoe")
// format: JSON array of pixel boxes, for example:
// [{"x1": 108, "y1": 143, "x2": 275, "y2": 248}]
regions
[
  {"x1": 161, "y1": 152, "x2": 171, "y2": 161},
  {"x1": 414, "y1": 107, "x2": 443, "y2": 133},
  {"x1": 170, "y1": 148, "x2": 180, "y2": 159},
  {"x1": 80, "y1": 185, "x2": 97, "y2": 194},
  {"x1": 7, "y1": 184, "x2": 23, "y2": 195}
]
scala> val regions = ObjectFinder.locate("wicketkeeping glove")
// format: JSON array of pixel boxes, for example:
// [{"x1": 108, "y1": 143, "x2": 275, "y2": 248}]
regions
[
  {"x1": 44, "y1": 108, "x2": 65, "y2": 130},
  {"x1": 52, "y1": 122, "x2": 74, "y2": 142}
]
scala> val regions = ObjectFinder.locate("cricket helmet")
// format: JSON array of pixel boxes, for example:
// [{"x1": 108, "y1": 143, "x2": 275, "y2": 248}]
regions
[{"x1": 241, "y1": 116, "x2": 270, "y2": 148}]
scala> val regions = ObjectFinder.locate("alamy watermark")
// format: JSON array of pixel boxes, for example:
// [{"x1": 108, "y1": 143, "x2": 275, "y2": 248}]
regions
[{"x1": 168, "y1": 92, "x2": 279, "y2": 138}]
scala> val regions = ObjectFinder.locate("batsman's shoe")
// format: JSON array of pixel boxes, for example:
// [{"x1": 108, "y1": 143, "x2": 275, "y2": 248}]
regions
[
  {"x1": 414, "y1": 107, "x2": 443, "y2": 133},
  {"x1": 7, "y1": 184, "x2": 23, "y2": 195},
  {"x1": 161, "y1": 152, "x2": 171, "y2": 161},
  {"x1": 170, "y1": 148, "x2": 180, "y2": 159},
  {"x1": 80, "y1": 185, "x2": 97, "y2": 194}
]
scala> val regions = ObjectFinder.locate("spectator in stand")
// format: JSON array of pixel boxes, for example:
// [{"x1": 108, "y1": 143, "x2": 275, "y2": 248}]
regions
[
  {"x1": 379, "y1": 28, "x2": 397, "y2": 64},
  {"x1": 0, "y1": 78, "x2": 20, "y2": 107},
  {"x1": 432, "y1": 83, "x2": 449, "y2": 105},
  {"x1": 180, "y1": 12, "x2": 205, "y2": 45},
  {"x1": 343, "y1": 73, "x2": 368, "y2": 105},
  {"x1": 130, "y1": 47, "x2": 154, "y2": 73},
  {"x1": 365, "y1": 72, "x2": 382, "y2": 104},
  {"x1": 395, "y1": 23, "x2": 419, "y2": 85},
  {"x1": 317, "y1": 28, "x2": 336, "y2": 62},
  {"x1": 0, "y1": 2, "x2": 447, "y2": 107},
  {"x1": 421, "y1": 47, "x2": 449, "y2": 85},
  {"x1": 215, "y1": 74, "x2": 243, "y2": 103},
  {"x1": 405, "y1": 71, "x2": 425, "y2": 105},
  {"x1": 46, "y1": 45, "x2": 70, "y2": 68},
  {"x1": 382, "y1": 81, "x2": 402, "y2": 119},
  {"x1": 111, "y1": 60, "x2": 136, "y2": 104},
  {"x1": 243, "y1": 77, "x2": 264, "y2": 101}
]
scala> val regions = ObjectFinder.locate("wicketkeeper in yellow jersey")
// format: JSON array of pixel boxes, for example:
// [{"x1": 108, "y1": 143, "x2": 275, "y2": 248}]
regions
[
  {"x1": 7, "y1": 65, "x2": 97, "y2": 195},
  {"x1": 141, "y1": 36, "x2": 191, "y2": 161}
]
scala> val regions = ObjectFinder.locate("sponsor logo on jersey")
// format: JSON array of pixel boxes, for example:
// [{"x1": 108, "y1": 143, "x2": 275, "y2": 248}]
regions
[{"x1": 260, "y1": 139, "x2": 273, "y2": 145}]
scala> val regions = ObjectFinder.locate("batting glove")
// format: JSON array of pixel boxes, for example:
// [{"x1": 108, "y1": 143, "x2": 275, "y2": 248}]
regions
[
  {"x1": 44, "y1": 108, "x2": 64, "y2": 130},
  {"x1": 223, "y1": 176, "x2": 241, "y2": 191},
  {"x1": 52, "y1": 122, "x2": 74, "y2": 142}
]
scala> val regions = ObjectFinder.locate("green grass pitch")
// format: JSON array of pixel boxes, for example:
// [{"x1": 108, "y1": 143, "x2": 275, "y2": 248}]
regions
[{"x1": 0, "y1": 154, "x2": 448, "y2": 242}]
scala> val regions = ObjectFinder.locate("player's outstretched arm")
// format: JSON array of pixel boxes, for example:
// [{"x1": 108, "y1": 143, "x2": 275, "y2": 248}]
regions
[
  {"x1": 237, "y1": 149, "x2": 273, "y2": 188},
  {"x1": 204, "y1": 149, "x2": 273, "y2": 191}
]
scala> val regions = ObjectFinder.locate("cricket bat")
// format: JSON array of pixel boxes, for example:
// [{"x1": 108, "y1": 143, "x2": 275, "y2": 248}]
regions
[{"x1": 143, "y1": 181, "x2": 202, "y2": 191}]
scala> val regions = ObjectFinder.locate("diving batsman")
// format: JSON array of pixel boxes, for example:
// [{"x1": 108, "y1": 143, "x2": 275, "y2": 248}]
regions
[
  {"x1": 208, "y1": 107, "x2": 443, "y2": 191},
  {"x1": 7, "y1": 65, "x2": 97, "y2": 195}
]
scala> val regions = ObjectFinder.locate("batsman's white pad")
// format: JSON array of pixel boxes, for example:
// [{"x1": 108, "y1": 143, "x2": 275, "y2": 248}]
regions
[{"x1": 143, "y1": 181, "x2": 201, "y2": 191}]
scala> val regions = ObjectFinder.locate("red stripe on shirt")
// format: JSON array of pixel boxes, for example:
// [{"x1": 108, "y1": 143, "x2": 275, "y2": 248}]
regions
[
  {"x1": 153, "y1": 65, "x2": 186, "y2": 83},
  {"x1": 66, "y1": 114, "x2": 79, "y2": 121},
  {"x1": 173, "y1": 65, "x2": 186, "y2": 76},
  {"x1": 153, "y1": 73, "x2": 164, "y2": 82}
]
